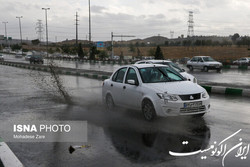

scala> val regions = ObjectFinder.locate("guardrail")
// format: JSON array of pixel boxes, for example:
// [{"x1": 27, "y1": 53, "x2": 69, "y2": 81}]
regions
[{"x1": 0, "y1": 60, "x2": 249, "y2": 97}]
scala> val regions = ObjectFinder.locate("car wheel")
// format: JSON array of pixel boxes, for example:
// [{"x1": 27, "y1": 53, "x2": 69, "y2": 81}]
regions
[
  {"x1": 188, "y1": 66, "x2": 193, "y2": 71},
  {"x1": 142, "y1": 100, "x2": 156, "y2": 121},
  {"x1": 217, "y1": 68, "x2": 222, "y2": 73},
  {"x1": 204, "y1": 66, "x2": 208, "y2": 72},
  {"x1": 106, "y1": 94, "x2": 114, "y2": 111}
]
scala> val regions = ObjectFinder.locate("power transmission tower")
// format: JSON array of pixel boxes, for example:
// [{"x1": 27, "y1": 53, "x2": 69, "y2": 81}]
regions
[
  {"x1": 75, "y1": 12, "x2": 79, "y2": 45},
  {"x1": 187, "y1": 11, "x2": 194, "y2": 37},
  {"x1": 36, "y1": 20, "x2": 44, "y2": 41},
  {"x1": 170, "y1": 31, "x2": 174, "y2": 39}
]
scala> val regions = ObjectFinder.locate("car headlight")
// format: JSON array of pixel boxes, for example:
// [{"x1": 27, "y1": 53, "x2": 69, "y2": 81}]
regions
[
  {"x1": 202, "y1": 91, "x2": 208, "y2": 98},
  {"x1": 157, "y1": 93, "x2": 178, "y2": 101}
]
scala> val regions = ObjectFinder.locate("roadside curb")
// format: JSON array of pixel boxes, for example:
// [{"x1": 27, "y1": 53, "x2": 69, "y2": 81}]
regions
[
  {"x1": 0, "y1": 138, "x2": 24, "y2": 167},
  {"x1": 201, "y1": 85, "x2": 250, "y2": 97},
  {"x1": 223, "y1": 65, "x2": 250, "y2": 70}
]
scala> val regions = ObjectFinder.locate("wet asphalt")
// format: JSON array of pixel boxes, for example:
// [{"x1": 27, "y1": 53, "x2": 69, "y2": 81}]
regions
[
  {"x1": 0, "y1": 59, "x2": 250, "y2": 167},
  {"x1": 3, "y1": 53, "x2": 250, "y2": 89}
]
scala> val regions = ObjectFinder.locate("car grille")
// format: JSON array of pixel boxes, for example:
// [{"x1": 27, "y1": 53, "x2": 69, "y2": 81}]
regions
[
  {"x1": 180, "y1": 105, "x2": 206, "y2": 113},
  {"x1": 179, "y1": 93, "x2": 201, "y2": 101}
]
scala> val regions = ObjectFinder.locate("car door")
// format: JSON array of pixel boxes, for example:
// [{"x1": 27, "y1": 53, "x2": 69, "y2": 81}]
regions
[
  {"x1": 197, "y1": 57, "x2": 205, "y2": 69},
  {"x1": 109, "y1": 67, "x2": 128, "y2": 106},
  {"x1": 190, "y1": 57, "x2": 199, "y2": 69},
  {"x1": 122, "y1": 67, "x2": 142, "y2": 109}
]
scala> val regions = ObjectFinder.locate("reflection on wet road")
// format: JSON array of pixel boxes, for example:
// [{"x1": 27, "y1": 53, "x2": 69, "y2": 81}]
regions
[
  {"x1": 3, "y1": 53, "x2": 250, "y2": 89},
  {"x1": 0, "y1": 62, "x2": 250, "y2": 167},
  {"x1": 104, "y1": 118, "x2": 210, "y2": 163}
]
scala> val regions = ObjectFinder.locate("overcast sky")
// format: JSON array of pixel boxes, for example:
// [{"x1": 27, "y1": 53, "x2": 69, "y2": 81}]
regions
[{"x1": 0, "y1": 0, "x2": 250, "y2": 42}]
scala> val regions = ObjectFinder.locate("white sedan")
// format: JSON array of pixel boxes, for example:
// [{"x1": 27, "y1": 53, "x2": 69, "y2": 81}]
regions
[
  {"x1": 102, "y1": 64, "x2": 210, "y2": 121},
  {"x1": 233, "y1": 57, "x2": 250, "y2": 65}
]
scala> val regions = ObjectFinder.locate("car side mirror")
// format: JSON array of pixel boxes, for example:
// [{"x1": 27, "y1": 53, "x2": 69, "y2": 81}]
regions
[{"x1": 127, "y1": 79, "x2": 138, "y2": 86}]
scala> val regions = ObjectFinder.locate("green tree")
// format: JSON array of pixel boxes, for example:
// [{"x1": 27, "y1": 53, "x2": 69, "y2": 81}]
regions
[
  {"x1": 56, "y1": 47, "x2": 61, "y2": 52},
  {"x1": 31, "y1": 39, "x2": 40, "y2": 45},
  {"x1": 182, "y1": 40, "x2": 192, "y2": 46},
  {"x1": 164, "y1": 41, "x2": 169, "y2": 46},
  {"x1": 129, "y1": 43, "x2": 135, "y2": 52},
  {"x1": 98, "y1": 50, "x2": 108, "y2": 60},
  {"x1": 11, "y1": 44, "x2": 21, "y2": 51},
  {"x1": 140, "y1": 42, "x2": 146, "y2": 47},
  {"x1": 154, "y1": 45, "x2": 164, "y2": 60},
  {"x1": 89, "y1": 44, "x2": 99, "y2": 60},
  {"x1": 77, "y1": 43, "x2": 84, "y2": 58},
  {"x1": 48, "y1": 48, "x2": 54, "y2": 54},
  {"x1": 231, "y1": 33, "x2": 240, "y2": 44}
]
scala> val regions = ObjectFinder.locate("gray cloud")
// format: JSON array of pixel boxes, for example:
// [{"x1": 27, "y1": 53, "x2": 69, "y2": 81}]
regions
[
  {"x1": 91, "y1": 5, "x2": 107, "y2": 14},
  {"x1": 0, "y1": 0, "x2": 249, "y2": 41}
]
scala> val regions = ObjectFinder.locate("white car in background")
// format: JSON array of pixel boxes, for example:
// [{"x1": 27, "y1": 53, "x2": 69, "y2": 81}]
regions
[
  {"x1": 0, "y1": 54, "x2": 4, "y2": 61},
  {"x1": 187, "y1": 56, "x2": 222, "y2": 72},
  {"x1": 233, "y1": 57, "x2": 250, "y2": 65},
  {"x1": 135, "y1": 59, "x2": 197, "y2": 83},
  {"x1": 102, "y1": 64, "x2": 210, "y2": 121}
]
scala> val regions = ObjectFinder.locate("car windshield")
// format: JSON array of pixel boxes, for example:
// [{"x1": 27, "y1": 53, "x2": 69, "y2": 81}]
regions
[
  {"x1": 154, "y1": 62, "x2": 184, "y2": 72},
  {"x1": 139, "y1": 67, "x2": 185, "y2": 83},
  {"x1": 203, "y1": 57, "x2": 215, "y2": 62}
]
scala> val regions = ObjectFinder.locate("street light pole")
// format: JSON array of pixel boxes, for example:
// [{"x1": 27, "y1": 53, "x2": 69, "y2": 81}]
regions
[
  {"x1": 88, "y1": 0, "x2": 91, "y2": 42},
  {"x1": 88, "y1": 0, "x2": 92, "y2": 59},
  {"x1": 42, "y1": 8, "x2": 50, "y2": 59},
  {"x1": 2, "y1": 22, "x2": 8, "y2": 46},
  {"x1": 16, "y1": 16, "x2": 23, "y2": 54}
]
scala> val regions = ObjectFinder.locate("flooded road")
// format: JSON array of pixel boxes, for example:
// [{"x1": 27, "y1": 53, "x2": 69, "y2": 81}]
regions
[{"x1": 0, "y1": 63, "x2": 250, "y2": 167}]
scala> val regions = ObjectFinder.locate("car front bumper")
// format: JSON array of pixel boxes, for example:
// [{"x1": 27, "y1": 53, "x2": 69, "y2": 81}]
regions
[{"x1": 153, "y1": 97, "x2": 210, "y2": 117}]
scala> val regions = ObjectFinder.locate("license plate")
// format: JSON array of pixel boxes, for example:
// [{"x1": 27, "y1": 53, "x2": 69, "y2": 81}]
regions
[{"x1": 184, "y1": 101, "x2": 202, "y2": 108}]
